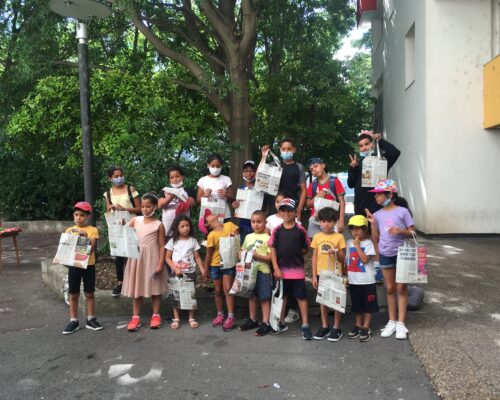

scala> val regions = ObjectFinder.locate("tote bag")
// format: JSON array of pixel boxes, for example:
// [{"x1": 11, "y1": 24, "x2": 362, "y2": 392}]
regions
[
  {"x1": 270, "y1": 280, "x2": 284, "y2": 331},
  {"x1": 219, "y1": 235, "x2": 240, "y2": 269},
  {"x1": 396, "y1": 232, "x2": 428, "y2": 284},
  {"x1": 229, "y1": 250, "x2": 258, "y2": 297},
  {"x1": 255, "y1": 151, "x2": 283, "y2": 196},
  {"x1": 316, "y1": 253, "x2": 347, "y2": 313},
  {"x1": 361, "y1": 140, "x2": 388, "y2": 188}
]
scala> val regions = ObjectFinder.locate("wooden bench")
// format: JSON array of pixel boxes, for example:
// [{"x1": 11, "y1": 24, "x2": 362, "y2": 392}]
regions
[{"x1": 0, "y1": 228, "x2": 22, "y2": 274}]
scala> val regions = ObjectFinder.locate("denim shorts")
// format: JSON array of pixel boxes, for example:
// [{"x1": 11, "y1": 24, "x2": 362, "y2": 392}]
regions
[
  {"x1": 251, "y1": 271, "x2": 272, "y2": 301},
  {"x1": 379, "y1": 254, "x2": 398, "y2": 269},
  {"x1": 209, "y1": 266, "x2": 236, "y2": 280}
]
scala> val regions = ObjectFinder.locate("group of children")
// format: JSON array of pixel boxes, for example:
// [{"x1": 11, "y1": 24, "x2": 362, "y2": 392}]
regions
[{"x1": 62, "y1": 132, "x2": 416, "y2": 343}]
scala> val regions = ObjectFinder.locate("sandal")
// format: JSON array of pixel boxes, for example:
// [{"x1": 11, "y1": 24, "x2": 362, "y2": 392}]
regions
[
  {"x1": 188, "y1": 318, "x2": 199, "y2": 329},
  {"x1": 170, "y1": 319, "x2": 180, "y2": 329}
]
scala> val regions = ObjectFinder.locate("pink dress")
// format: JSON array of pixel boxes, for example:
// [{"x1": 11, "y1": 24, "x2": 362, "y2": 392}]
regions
[{"x1": 122, "y1": 217, "x2": 168, "y2": 298}]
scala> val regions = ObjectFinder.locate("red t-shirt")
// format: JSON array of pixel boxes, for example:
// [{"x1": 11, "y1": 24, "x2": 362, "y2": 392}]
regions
[{"x1": 306, "y1": 178, "x2": 345, "y2": 216}]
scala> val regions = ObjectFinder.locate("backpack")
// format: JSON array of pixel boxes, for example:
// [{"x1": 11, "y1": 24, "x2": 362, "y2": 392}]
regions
[{"x1": 312, "y1": 176, "x2": 338, "y2": 200}]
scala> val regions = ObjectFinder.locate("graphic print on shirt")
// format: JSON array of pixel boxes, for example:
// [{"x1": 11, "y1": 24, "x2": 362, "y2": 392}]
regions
[{"x1": 348, "y1": 246, "x2": 367, "y2": 273}]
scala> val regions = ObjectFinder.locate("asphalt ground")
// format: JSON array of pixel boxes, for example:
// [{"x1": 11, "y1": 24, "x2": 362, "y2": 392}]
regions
[{"x1": 2, "y1": 232, "x2": 499, "y2": 399}]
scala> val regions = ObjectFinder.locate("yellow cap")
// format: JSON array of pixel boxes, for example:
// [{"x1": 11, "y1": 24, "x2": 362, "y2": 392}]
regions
[{"x1": 348, "y1": 215, "x2": 368, "y2": 227}]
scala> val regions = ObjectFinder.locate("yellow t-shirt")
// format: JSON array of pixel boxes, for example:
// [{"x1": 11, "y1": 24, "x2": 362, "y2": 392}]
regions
[
  {"x1": 206, "y1": 222, "x2": 239, "y2": 267},
  {"x1": 241, "y1": 232, "x2": 271, "y2": 273},
  {"x1": 65, "y1": 225, "x2": 100, "y2": 265},
  {"x1": 104, "y1": 186, "x2": 139, "y2": 217},
  {"x1": 310, "y1": 231, "x2": 346, "y2": 275}
]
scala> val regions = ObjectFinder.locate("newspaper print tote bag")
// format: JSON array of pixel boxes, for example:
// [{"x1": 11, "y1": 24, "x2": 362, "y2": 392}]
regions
[
  {"x1": 255, "y1": 151, "x2": 283, "y2": 196},
  {"x1": 361, "y1": 140, "x2": 388, "y2": 188}
]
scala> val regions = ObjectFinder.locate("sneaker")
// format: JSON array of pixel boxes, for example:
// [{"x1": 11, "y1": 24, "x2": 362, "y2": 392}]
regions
[
  {"x1": 302, "y1": 325, "x2": 313, "y2": 340},
  {"x1": 359, "y1": 328, "x2": 373, "y2": 342},
  {"x1": 255, "y1": 323, "x2": 271, "y2": 337},
  {"x1": 327, "y1": 328, "x2": 343, "y2": 342},
  {"x1": 127, "y1": 316, "x2": 141, "y2": 332},
  {"x1": 313, "y1": 326, "x2": 331, "y2": 340},
  {"x1": 150, "y1": 314, "x2": 162, "y2": 329},
  {"x1": 222, "y1": 316, "x2": 235, "y2": 331},
  {"x1": 348, "y1": 326, "x2": 362, "y2": 339},
  {"x1": 85, "y1": 318, "x2": 103, "y2": 331},
  {"x1": 211, "y1": 314, "x2": 225, "y2": 327},
  {"x1": 395, "y1": 322, "x2": 409, "y2": 340},
  {"x1": 270, "y1": 322, "x2": 289, "y2": 335},
  {"x1": 239, "y1": 319, "x2": 259, "y2": 331},
  {"x1": 62, "y1": 320, "x2": 80, "y2": 335},
  {"x1": 284, "y1": 309, "x2": 300, "y2": 324},
  {"x1": 380, "y1": 320, "x2": 397, "y2": 338},
  {"x1": 111, "y1": 284, "x2": 122, "y2": 297}
]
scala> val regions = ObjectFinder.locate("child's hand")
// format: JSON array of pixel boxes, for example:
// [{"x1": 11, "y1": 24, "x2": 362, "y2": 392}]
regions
[
  {"x1": 155, "y1": 265, "x2": 164, "y2": 275},
  {"x1": 328, "y1": 247, "x2": 338, "y2": 255},
  {"x1": 217, "y1": 188, "x2": 226, "y2": 198},
  {"x1": 373, "y1": 133, "x2": 382, "y2": 141},
  {"x1": 114, "y1": 204, "x2": 125, "y2": 211},
  {"x1": 315, "y1": 190, "x2": 327, "y2": 198},
  {"x1": 79, "y1": 230, "x2": 88, "y2": 237},
  {"x1": 337, "y1": 222, "x2": 345, "y2": 233},
  {"x1": 261, "y1": 144, "x2": 270, "y2": 157},
  {"x1": 352, "y1": 236, "x2": 360, "y2": 247},
  {"x1": 388, "y1": 227, "x2": 403, "y2": 235},
  {"x1": 312, "y1": 275, "x2": 318, "y2": 289},
  {"x1": 273, "y1": 268, "x2": 282, "y2": 280},
  {"x1": 204, "y1": 188, "x2": 212, "y2": 197},
  {"x1": 349, "y1": 154, "x2": 358, "y2": 168},
  {"x1": 232, "y1": 200, "x2": 240, "y2": 208},
  {"x1": 165, "y1": 192, "x2": 175, "y2": 202},
  {"x1": 365, "y1": 209, "x2": 375, "y2": 224}
]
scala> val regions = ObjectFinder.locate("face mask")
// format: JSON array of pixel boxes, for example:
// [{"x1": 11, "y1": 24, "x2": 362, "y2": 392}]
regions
[
  {"x1": 209, "y1": 166, "x2": 222, "y2": 176},
  {"x1": 171, "y1": 181, "x2": 183, "y2": 188},
  {"x1": 143, "y1": 208, "x2": 156, "y2": 217},
  {"x1": 359, "y1": 151, "x2": 371, "y2": 157},
  {"x1": 112, "y1": 176, "x2": 125, "y2": 185},
  {"x1": 382, "y1": 198, "x2": 391, "y2": 207},
  {"x1": 281, "y1": 151, "x2": 293, "y2": 161},
  {"x1": 243, "y1": 176, "x2": 255, "y2": 183}
]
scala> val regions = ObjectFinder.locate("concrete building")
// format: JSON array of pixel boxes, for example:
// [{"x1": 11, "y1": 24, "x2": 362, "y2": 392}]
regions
[{"x1": 357, "y1": 0, "x2": 500, "y2": 234}]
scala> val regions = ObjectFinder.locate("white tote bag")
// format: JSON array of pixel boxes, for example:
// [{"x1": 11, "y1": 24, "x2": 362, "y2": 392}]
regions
[
  {"x1": 229, "y1": 250, "x2": 258, "y2": 297},
  {"x1": 309, "y1": 189, "x2": 340, "y2": 226},
  {"x1": 315, "y1": 254, "x2": 347, "y2": 313},
  {"x1": 396, "y1": 233, "x2": 428, "y2": 284},
  {"x1": 168, "y1": 276, "x2": 197, "y2": 310},
  {"x1": 219, "y1": 235, "x2": 240, "y2": 269},
  {"x1": 235, "y1": 189, "x2": 265, "y2": 220},
  {"x1": 255, "y1": 151, "x2": 283, "y2": 196},
  {"x1": 361, "y1": 140, "x2": 388, "y2": 188},
  {"x1": 270, "y1": 279, "x2": 284, "y2": 331},
  {"x1": 200, "y1": 196, "x2": 226, "y2": 223}
]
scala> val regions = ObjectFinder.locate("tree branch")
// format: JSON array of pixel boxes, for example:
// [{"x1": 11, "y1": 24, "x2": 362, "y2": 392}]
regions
[
  {"x1": 52, "y1": 60, "x2": 110, "y2": 71},
  {"x1": 199, "y1": 0, "x2": 234, "y2": 50},
  {"x1": 240, "y1": 0, "x2": 258, "y2": 63}
]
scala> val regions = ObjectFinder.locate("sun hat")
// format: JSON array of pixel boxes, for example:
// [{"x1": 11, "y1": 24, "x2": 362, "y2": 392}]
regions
[{"x1": 368, "y1": 179, "x2": 398, "y2": 193}]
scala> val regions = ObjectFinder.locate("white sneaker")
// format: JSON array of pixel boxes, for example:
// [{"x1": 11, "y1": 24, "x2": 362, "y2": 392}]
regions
[
  {"x1": 284, "y1": 309, "x2": 300, "y2": 324},
  {"x1": 380, "y1": 320, "x2": 397, "y2": 337},
  {"x1": 395, "y1": 322, "x2": 409, "y2": 339}
]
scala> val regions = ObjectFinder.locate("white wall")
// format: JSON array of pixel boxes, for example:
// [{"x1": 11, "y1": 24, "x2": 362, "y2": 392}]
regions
[{"x1": 425, "y1": 0, "x2": 500, "y2": 233}]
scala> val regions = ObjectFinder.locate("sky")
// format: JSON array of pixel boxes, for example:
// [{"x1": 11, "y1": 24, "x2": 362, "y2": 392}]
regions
[{"x1": 335, "y1": 25, "x2": 370, "y2": 60}]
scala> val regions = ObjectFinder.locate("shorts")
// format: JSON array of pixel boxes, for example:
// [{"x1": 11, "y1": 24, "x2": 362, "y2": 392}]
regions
[
  {"x1": 67, "y1": 265, "x2": 95, "y2": 294},
  {"x1": 283, "y1": 278, "x2": 307, "y2": 300},
  {"x1": 379, "y1": 254, "x2": 398, "y2": 269},
  {"x1": 251, "y1": 271, "x2": 272, "y2": 301},
  {"x1": 349, "y1": 283, "x2": 379, "y2": 313},
  {"x1": 209, "y1": 266, "x2": 236, "y2": 280}
]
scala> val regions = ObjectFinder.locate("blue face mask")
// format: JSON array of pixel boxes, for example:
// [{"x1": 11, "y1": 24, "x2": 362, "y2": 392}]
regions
[
  {"x1": 112, "y1": 176, "x2": 125, "y2": 186},
  {"x1": 382, "y1": 198, "x2": 391, "y2": 207},
  {"x1": 359, "y1": 151, "x2": 371, "y2": 157},
  {"x1": 281, "y1": 151, "x2": 294, "y2": 161}
]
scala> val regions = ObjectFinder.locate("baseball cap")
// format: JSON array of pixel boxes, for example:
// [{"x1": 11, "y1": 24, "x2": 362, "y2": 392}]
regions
[
  {"x1": 368, "y1": 179, "x2": 398, "y2": 193},
  {"x1": 242, "y1": 160, "x2": 256, "y2": 170},
  {"x1": 306, "y1": 157, "x2": 324, "y2": 168},
  {"x1": 348, "y1": 215, "x2": 368, "y2": 227},
  {"x1": 73, "y1": 201, "x2": 92, "y2": 213},
  {"x1": 278, "y1": 198, "x2": 296, "y2": 211}
]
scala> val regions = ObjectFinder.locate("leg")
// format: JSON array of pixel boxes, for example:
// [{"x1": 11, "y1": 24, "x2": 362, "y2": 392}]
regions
[
  {"x1": 213, "y1": 279, "x2": 224, "y2": 313},
  {"x1": 261, "y1": 300, "x2": 270, "y2": 324},
  {"x1": 84, "y1": 292, "x2": 95, "y2": 317},
  {"x1": 320, "y1": 304, "x2": 329, "y2": 328},
  {"x1": 363, "y1": 312, "x2": 372, "y2": 329},
  {"x1": 297, "y1": 298, "x2": 309, "y2": 326},
  {"x1": 382, "y1": 267, "x2": 397, "y2": 321},
  {"x1": 12, "y1": 234, "x2": 20, "y2": 266},
  {"x1": 132, "y1": 297, "x2": 143, "y2": 316},
  {"x1": 172, "y1": 306, "x2": 180, "y2": 322},
  {"x1": 248, "y1": 296, "x2": 258, "y2": 321},
  {"x1": 222, "y1": 274, "x2": 235, "y2": 314},
  {"x1": 69, "y1": 293, "x2": 80, "y2": 319},
  {"x1": 151, "y1": 295, "x2": 161, "y2": 314},
  {"x1": 333, "y1": 310, "x2": 342, "y2": 330},
  {"x1": 396, "y1": 283, "x2": 409, "y2": 323},
  {"x1": 355, "y1": 313, "x2": 363, "y2": 328}
]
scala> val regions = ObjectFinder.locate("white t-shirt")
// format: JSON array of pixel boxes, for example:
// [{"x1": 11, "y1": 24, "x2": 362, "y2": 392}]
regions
[
  {"x1": 161, "y1": 186, "x2": 190, "y2": 236},
  {"x1": 346, "y1": 239, "x2": 376, "y2": 285},
  {"x1": 266, "y1": 213, "x2": 301, "y2": 234},
  {"x1": 197, "y1": 175, "x2": 233, "y2": 219},
  {"x1": 165, "y1": 237, "x2": 201, "y2": 274}
]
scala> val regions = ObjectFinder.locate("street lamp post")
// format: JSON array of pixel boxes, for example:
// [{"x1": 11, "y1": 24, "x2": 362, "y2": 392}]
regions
[{"x1": 49, "y1": 0, "x2": 111, "y2": 225}]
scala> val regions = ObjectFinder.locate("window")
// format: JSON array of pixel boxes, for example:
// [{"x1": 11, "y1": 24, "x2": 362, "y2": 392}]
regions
[{"x1": 405, "y1": 24, "x2": 415, "y2": 89}]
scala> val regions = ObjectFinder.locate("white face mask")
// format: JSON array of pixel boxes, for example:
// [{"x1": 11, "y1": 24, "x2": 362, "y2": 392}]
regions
[
  {"x1": 243, "y1": 176, "x2": 255, "y2": 183},
  {"x1": 208, "y1": 166, "x2": 222, "y2": 177},
  {"x1": 143, "y1": 208, "x2": 156, "y2": 218},
  {"x1": 171, "y1": 181, "x2": 183, "y2": 189}
]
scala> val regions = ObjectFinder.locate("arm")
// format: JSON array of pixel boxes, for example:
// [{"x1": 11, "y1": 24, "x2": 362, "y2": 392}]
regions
[
  {"x1": 224, "y1": 184, "x2": 235, "y2": 204},
  {"x1": 194, "y1": 250, "x2": 207, "y2": 279},
  {"x1": 388, "y1": 225, "x2": 416, "y2": 238},
  {"x1": 158, "y1": 191, "x2": 176, "y2": 209},
  {"x1": 196, "y1": 186, "x2": 204, "y2": 205},
  {"x1": 204, "y1": 247, "x2": 215, "y2": 272},
  {"x1": 339, "y1": 248, "x2": 347, "y2": 275},
  {"x1": 165, "y1": 249, "x2": 181, "y2": 275},
  {"x1": 311, "y1": 248, "x2": 318, "y2": 289},
  {"x1": 365, "y1": 209, "x2": 380, "y2": 244},
  {"x1": 253, "y1": 252, "x2": 271, "y2": 263},
  {"x1": 270, "y1": 247, "x2": 281, "y2": 279},
  {"x1": 156, "y1": 224, "x2": 166, "y2": 273},
  {"x1": 127, "y1": 186, "x2": 142, "y2": 214},
  {"x1": 378, "y1": 138, "x2": 401, "y2": 170},
  {"x1": 104, "y1": 192, "x2": 113, "y2": 212},
  {"x1": 297, "y1": 182, "x2": 307, "y2": 220},
  {"x1": 353, "y1": 239, "x2": 370, "y2": 264},
  {"x1": 337, "y1": 194, "x2": 345, "y2": 233}
]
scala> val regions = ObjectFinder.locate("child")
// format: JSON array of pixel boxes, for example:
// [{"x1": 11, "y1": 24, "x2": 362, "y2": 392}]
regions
[
  {"x1": 232, "y1": 160, "x2": 257, "y2": 243},
  {"x1": 310, "y1": 207, "x2": 346, "y2": 341},
  {"x1": 159, "y1": 165, "x2": 196, "y2": 239},
  {"x1": 347, "y1": 131, "x2": 401, "y2": 216},
  {"x1": 122, "y1": 193, "x2": 168, "y2": 331},
  {"x1": 269, "y1": 198, "x2": 312, "y2": 339},
  {"x1": 201, "y1": 210, "x2": 240, "y2": 331},
  {"x1": 346, "y1": 215, "x2": 379, "y2": 342},
  {"x1": 196, "y1": 153, "x2": 234, "y2": 221},
  {"x1": 103, "y1": 165, "x2": 141, "y2": 297},
  {"x1": 62, "y1": 202, "x2": 102, "y2": 334},
  {"x1": 261, "y1": 139, "x2": 306, "y2": 221},
  {"x1": 165, "y1": 215, "x2": 206, "y2": 329},
  {"x1": 366, "y1": 180, "x2": 415, "y2": 340},
  {"x1": 306, "y1": 157, "x2": 346, "y2": 237},
  {"x1": 238, "y1": 210, "x2": 273, "y2": 336}
]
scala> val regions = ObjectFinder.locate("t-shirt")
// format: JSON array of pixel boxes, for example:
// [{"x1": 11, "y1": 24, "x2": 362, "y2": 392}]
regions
[
  {"x1": 269, "y1": 224, "x2": 310, "y2": 279},
  {"x1": 197, "y1": 175, "x2": 233, "y2": 219},
  {"x1": 241, "y1": 232, "x2": 271, "y2": 274},
  {"x1": 165, "y1": 237, "x2": 200, "y2": 274},
  {"x1": 160, "y1": 186, "x2": 195, "y2": 236},
  {"x1": 278, "y1": 162, "x2": 306, "y2": 202},
  {"x1": 103, "y1": 186, "x2": 139, "y2": 217},
  {"x1": 266, "y1": 214, "x2": 301, "y2": 233},
  {"x1": 374, "y1": 206, "x2": 415, "y2": 256},
  {"x1": 206, "y1": 221, "x2": 239, "y2": 267},
  {"x1": 310, "y1": 232, "x2": 346, "y2": 275},
  {"x1": 346, "y1": 238, "x2": 376, "y2": 285},
  {"x1": 306, "y1": 178, "x2": 345, "y2": 217},
  {"x1": 65, "y1": 224, "x2": 99, "y2": 265}
]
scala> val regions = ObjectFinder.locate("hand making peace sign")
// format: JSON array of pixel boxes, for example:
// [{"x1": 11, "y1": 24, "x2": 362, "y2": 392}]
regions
[{"x1": 349, "y1": 153, "x2": 359, "y2": 168}]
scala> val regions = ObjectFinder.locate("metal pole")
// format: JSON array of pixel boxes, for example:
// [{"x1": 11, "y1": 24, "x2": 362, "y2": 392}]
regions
[{"x1": 76, "y1": 22, "x2": 95, "y2": 225}]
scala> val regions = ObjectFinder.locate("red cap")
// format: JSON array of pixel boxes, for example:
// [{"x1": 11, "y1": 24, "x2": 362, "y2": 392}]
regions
[{"x1": 73, "y1": 201, "x2": 92, "y2": 213}]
